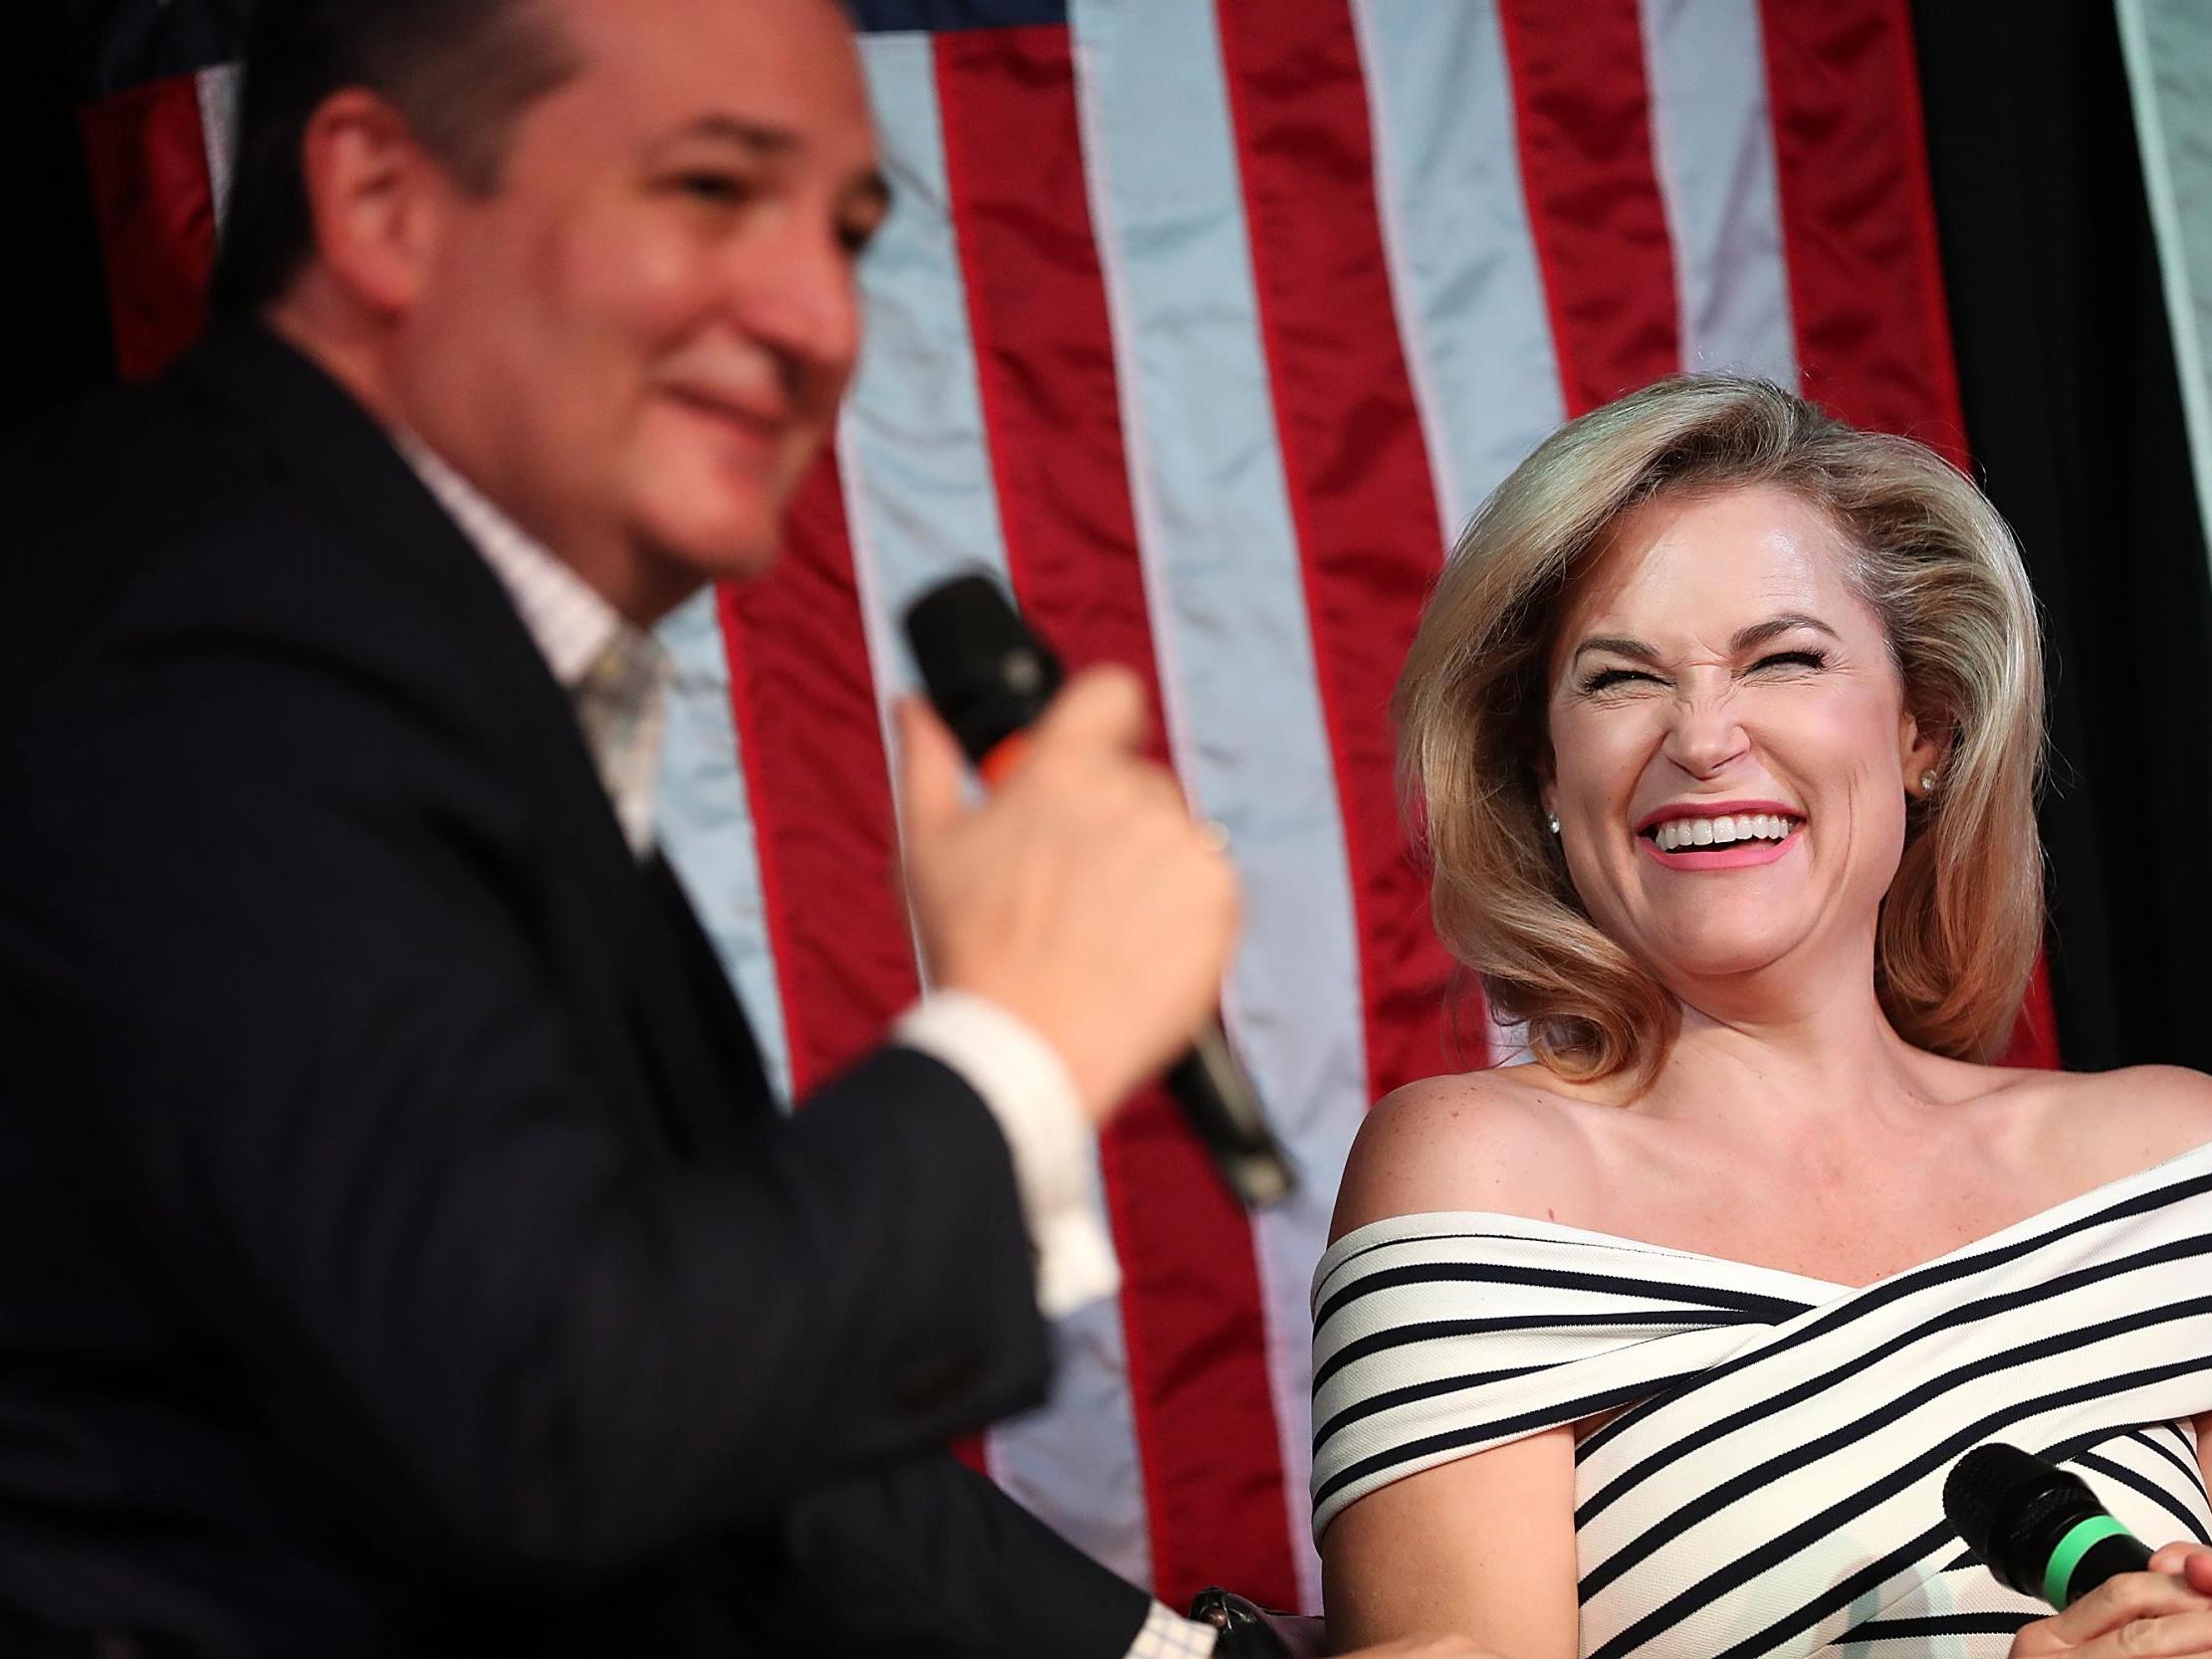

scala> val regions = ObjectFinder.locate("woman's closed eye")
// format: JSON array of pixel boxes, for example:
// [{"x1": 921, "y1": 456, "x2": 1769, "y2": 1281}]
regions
[
  {"x1": 1578, "y1": 649, "x2": 1828, "y2": 695},
  {"x1": 1579, "y1": 666, "x2": 1662, "y2": 694},
  {"x1": 1749, "y1": 649, "x2": 1829, "y2": 674}
]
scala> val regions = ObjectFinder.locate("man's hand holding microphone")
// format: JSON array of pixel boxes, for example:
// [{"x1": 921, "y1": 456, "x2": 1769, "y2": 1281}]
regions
[
  {"x1": 897, "y1": 660, "x2": 1237, "y2": 1126},
  {"x1": 897, "y1": 575, "x2": 1294, "y2": 1205}
]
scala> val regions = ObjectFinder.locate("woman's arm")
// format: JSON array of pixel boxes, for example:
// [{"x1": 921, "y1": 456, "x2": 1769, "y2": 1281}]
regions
[
  {"x1": 1320, "y1": 1076, "x2": 1587, "y2": 1654},
  {"x1": 1322, "y1": 1428, "x2": 1581, "y2": 1655}
]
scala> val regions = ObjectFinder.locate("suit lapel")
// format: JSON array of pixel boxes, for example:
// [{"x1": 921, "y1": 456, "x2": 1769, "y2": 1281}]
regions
[{"x1": 171, "y1": 323, "x2": 756, "y2": 1154}]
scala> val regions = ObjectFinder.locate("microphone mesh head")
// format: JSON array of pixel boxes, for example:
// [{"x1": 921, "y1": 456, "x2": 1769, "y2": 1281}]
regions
[
  {"x1": 1943, "y1": 1443, "x2": 2047, "y2": 1566},
  {"x1": 1946, "y1": 1451, "x2": 2061, "y2": 1592},
  {"x1": 903, "y1": 573, "x2": 1064, "y2": 764}
]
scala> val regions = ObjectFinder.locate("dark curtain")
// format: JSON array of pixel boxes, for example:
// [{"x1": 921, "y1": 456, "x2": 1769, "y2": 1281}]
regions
[{"x1": 1913, "y1": 0, "x2": 2212, "y2": 1072}]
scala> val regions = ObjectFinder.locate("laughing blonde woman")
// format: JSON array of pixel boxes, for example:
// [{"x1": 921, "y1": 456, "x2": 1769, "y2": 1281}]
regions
[{"x1": 1313, "y1": 378, "x2": 2212, "y2": 1659}]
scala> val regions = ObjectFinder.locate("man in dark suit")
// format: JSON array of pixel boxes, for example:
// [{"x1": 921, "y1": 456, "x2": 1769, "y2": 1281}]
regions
[{"x1": 0, "y1": 0, "x2": 1260, "y2": 1652}]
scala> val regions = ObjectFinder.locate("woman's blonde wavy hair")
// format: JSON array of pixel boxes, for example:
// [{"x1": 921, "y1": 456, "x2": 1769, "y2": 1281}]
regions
[{"x1": 1396, "y1": 376, "x2": 2045, "y2": 1097}]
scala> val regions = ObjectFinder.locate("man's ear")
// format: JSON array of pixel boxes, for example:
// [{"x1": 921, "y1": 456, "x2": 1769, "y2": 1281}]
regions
[{"x1": 297, "y1": 89, "x2": 449, "y2": 318}]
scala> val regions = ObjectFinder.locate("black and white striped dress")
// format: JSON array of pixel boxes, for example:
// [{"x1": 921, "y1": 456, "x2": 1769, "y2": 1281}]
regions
[{"x1": 1311, "y1": 1141, "x2": 2212, "y2": 1659}]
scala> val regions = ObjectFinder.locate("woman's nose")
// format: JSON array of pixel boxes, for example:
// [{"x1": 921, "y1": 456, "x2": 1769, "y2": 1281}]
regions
[{"x1": 1661, "y1": 692, "x2": 1750, "y2": 777}]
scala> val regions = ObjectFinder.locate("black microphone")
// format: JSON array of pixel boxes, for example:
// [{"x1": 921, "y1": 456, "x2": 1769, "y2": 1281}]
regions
[
  {"x1": 904, "y1": 573, "x2": 1296, "y2": 1209},
  {"x1": 1944, "y1": 1442, "x2": 2156, "y2": 1608}
]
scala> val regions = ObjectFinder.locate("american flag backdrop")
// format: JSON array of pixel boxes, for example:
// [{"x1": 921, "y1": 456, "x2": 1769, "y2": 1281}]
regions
[{"x1": 65, "y1": 0, "x2": 2063, "y2": 1619}]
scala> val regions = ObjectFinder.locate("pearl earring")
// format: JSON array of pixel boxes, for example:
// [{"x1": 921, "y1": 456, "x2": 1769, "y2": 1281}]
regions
[
  {"x1": 1546, "y1": 810, "x2": 1561, "y2": 835},
  {"x1": 1919, "y1": 769, "x2": 1938, "y2": 794}
]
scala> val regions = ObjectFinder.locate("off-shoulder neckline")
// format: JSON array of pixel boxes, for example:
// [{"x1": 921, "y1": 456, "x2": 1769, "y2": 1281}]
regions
[{"x1": 1318, "y1": 1137, "x2": 2212, "y2": 1296}]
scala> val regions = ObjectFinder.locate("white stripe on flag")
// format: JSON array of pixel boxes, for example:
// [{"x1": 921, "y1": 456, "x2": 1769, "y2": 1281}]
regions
[
  {"x1": 843, "y1": 37, "x2": 1012, "y2": 688},
  {"x1": 1638, "y1": 0, "x2": 1799, "y2": 384},
  {"x1": 1072, "y1": 0, "x2": 1375, "y2": 1607},
  {"x1": 653, "y1": 589, "x2": 795, "y2": 1105},
  {"x1": 2117, "y1": 0, "x2": 2212, "y2": 577},
  {"x1": 844, "y1": 33, "x2": 1154, "y2": 1589},
  {"x1": 195, "y1": 64, "x2": 240, "y2": 234},
  {"x1": 1349, "y1": 0, "x2": 1566, "y2": 544}
]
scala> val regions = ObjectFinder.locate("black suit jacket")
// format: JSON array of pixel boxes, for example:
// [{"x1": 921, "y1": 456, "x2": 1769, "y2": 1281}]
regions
[{"x1": 0, "y1": 325, "x2": 1149, "y2": 1657}]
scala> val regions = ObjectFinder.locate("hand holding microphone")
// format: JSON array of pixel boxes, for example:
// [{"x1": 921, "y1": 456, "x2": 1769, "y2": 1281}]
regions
[
  {"x1": 896, "y1": 666, "x2": 1233, "y2": 1120},
  {"x1": 1945, "y1": 1443, "x2": 2212, "y2": 1659},
  {"x1": 897, "y1": 574, "x2": 1293, "y2": 1206}
]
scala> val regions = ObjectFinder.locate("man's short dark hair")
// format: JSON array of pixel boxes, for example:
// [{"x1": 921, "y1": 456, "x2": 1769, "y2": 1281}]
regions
[{"x1": 209, "y1": 0, "x2": 580, "y2": 315}]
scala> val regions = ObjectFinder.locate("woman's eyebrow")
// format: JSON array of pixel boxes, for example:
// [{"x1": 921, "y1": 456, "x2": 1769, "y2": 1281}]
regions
[
  {"x1": 1732, "y1": 612, "x2": 1840, "y2": 651},
  {"x1": 1570, "y1": 634, "x2": 1662, "y2": 666}
]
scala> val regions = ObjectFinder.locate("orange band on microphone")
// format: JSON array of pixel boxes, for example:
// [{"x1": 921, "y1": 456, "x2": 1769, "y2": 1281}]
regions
[{"x1": 978, "y1": 732, "x2": 1032, "y2": 790}]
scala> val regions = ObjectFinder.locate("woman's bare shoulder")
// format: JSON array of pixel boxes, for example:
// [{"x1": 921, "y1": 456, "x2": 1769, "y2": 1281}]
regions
[
  {"x1": 1329, "y1": 1065, "x2": 1602, "y2": 1243},
  {"x1": 2019, "y1": 1062, "x2": 2212, "y2": 1168}
]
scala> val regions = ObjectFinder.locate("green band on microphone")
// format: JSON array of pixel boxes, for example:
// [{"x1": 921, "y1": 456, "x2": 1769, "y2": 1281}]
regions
[{"x1": 2044, "y1": 1515, "x2": 2131, "y2": 1607}]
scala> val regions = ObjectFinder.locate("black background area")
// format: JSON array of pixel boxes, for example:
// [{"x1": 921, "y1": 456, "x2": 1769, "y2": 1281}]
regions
[{"x1": 1912, "y1": 0, "x2": 2212, "y2": 1072}]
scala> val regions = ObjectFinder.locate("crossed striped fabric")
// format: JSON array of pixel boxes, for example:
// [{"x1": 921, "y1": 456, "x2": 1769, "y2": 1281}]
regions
[{"x1": 1310, "y1": 1141, "x2": 2212, "y2": 1659}]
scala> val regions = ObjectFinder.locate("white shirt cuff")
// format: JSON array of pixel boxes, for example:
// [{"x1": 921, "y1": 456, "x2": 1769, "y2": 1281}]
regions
[
  {"x1": 893, "y1": 990, "x2": 1121, "y2": 1317},
  {"x1": 1127, "y1": 1599, "x2": 1221, "y2": 1657}
]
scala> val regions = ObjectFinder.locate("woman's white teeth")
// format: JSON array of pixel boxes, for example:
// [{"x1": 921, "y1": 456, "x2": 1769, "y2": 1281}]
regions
[{"x1": 1652, "y1": 814, "x2": 1796, "y2": 851}]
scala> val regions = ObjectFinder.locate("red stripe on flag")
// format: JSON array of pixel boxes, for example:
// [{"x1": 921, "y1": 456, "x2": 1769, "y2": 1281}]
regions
[
  {"x1": 935, "y1": 24, "x2": 1297, "y2": 1609},
  {"x1": 1494, "y1": 0, "x2": 1680, "y2": 416},
  {"x1": 1757, "y1": 0, "x2": 2058, "y2": 1066},
  {"x1": 717, "y1": 457, "x2": 919, "y2": 1098},
  {"x1": 1212, "y1": 0, "x2": 1468, "y2": 1097},
  {"x1": 79, "y1": 75, "x2": 216, "y2": 380},
  {"x1": 1756, "y1": 0, "x2": 1966, "y2": 463},
  {"x1": 1213, "y1": 0, "x2": 1463, "y2": 1098}
]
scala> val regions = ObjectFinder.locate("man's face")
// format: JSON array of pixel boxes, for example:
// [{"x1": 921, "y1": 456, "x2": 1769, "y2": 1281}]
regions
[{"x1": 390, "y1": 0, "x2": 885, "y2": 619}]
